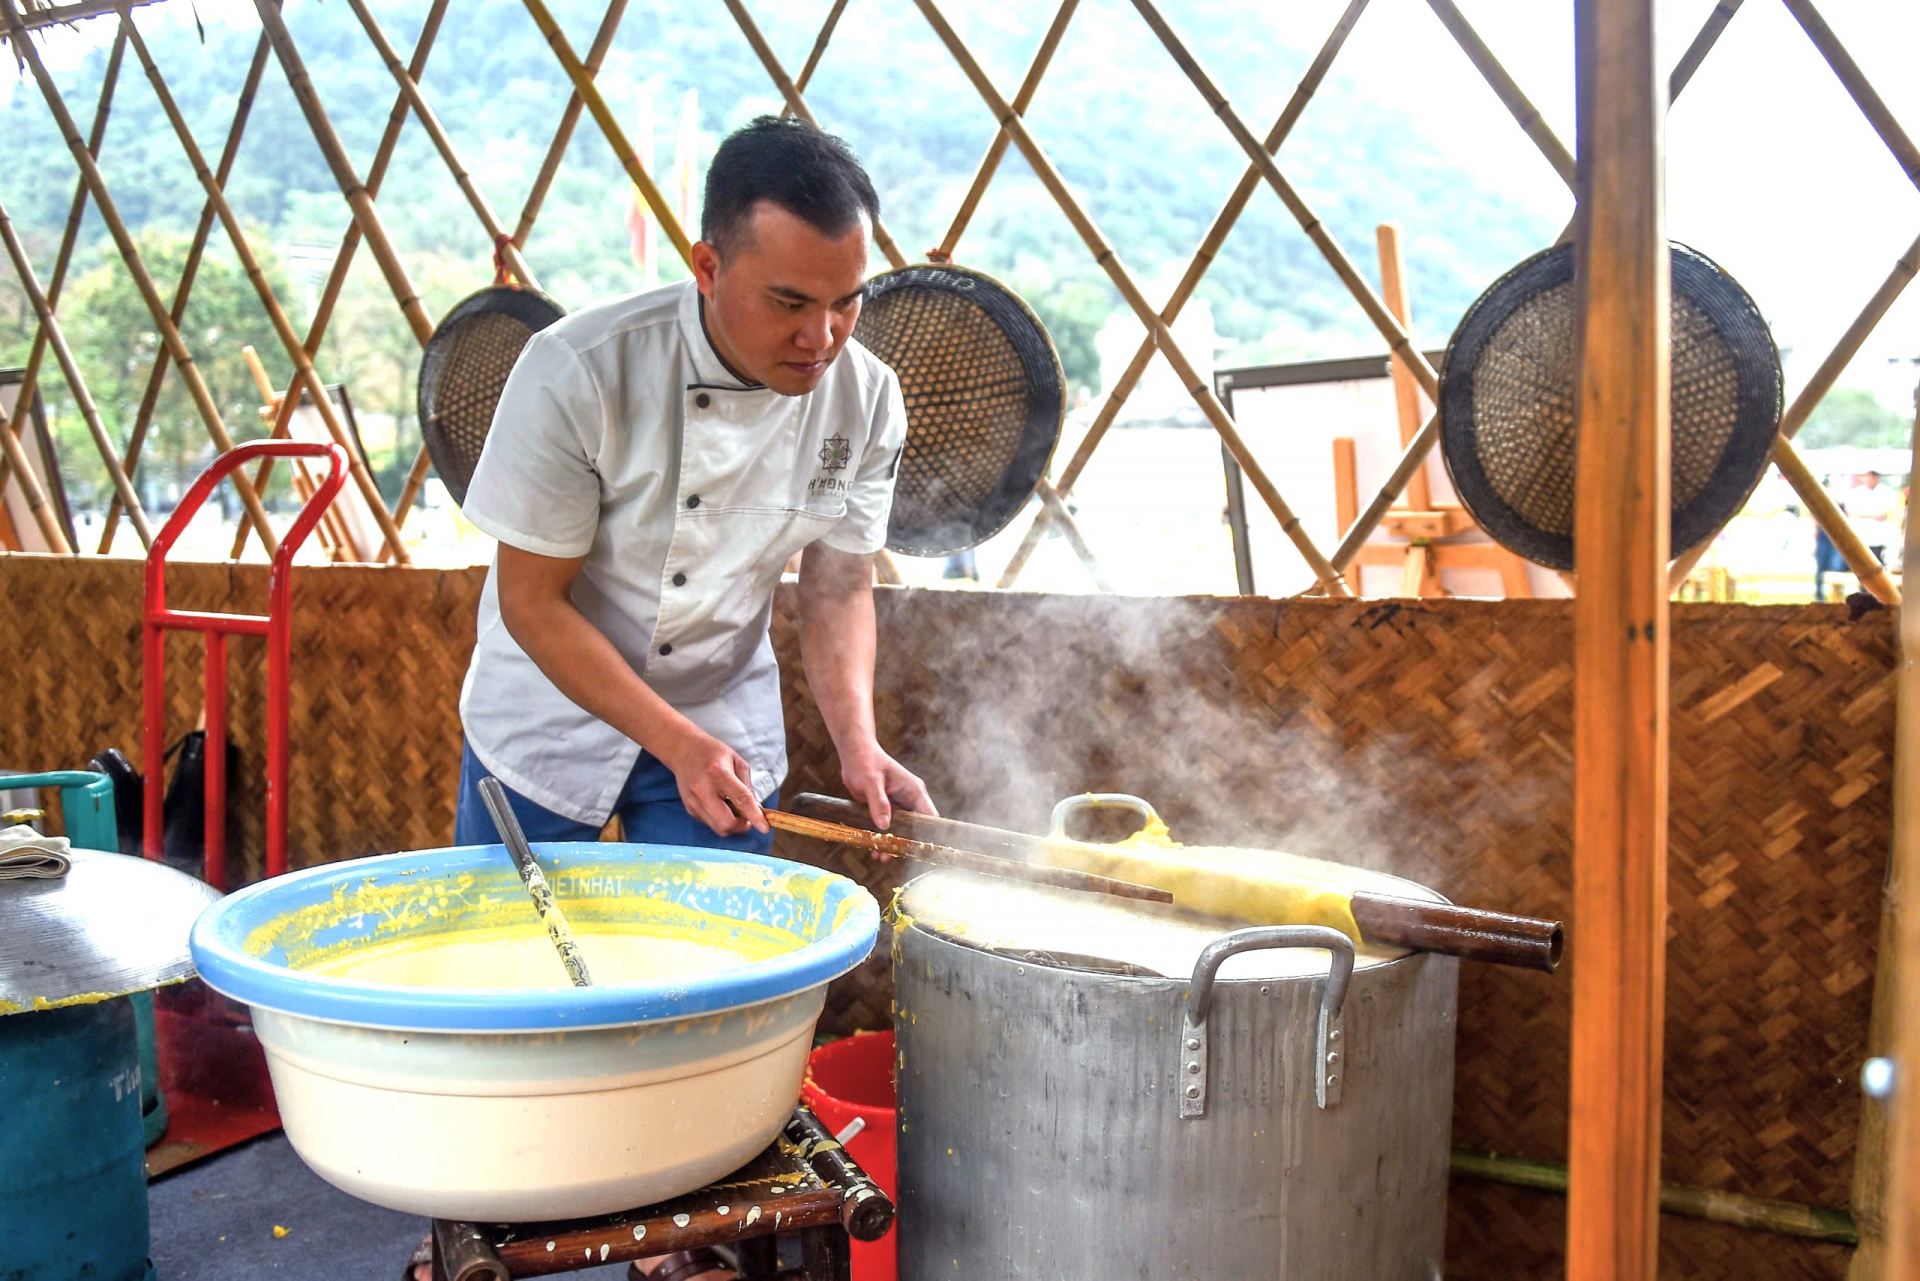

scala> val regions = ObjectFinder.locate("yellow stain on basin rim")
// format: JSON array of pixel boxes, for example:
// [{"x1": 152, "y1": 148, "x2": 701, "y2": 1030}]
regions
[{"x1": 243, "y1": 858, "x2": 858, "y2": 975}]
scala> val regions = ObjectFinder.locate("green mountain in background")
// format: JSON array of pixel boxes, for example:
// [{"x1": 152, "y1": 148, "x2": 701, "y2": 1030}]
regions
[{"x1": 1, "y1": 0, "x2": 1564, "y2": 510}]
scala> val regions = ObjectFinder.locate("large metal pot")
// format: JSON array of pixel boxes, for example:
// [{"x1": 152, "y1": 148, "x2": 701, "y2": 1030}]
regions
[{"x1": 893, "y1": 825, "x2": 1458, "y2": 1279}]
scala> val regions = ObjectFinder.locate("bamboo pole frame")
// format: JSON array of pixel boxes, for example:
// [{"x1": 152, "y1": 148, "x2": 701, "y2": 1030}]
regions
[
  {"x1": 1333, "y1": 0, "x2": 1746, "y2": 582},
  {"x1": 102, "y1": 16, "x2": 276, "y2": 554},
  {"x1": 998, "y1": 0, "x2": 1371, "y2": 588},
  {"x1": 910, "y1": 0, "x2": 1350, "y2": 595},
  {"x1": 1567, "y1": 0, "x2": 1669, "y2": 1275},
  {"x1": 933, "y1": 0, "x2": 1080, "y2": 262},
  {"x1": 717, "y1": 0, "x2": 908, "y2": 273},
  {"x1": 1425, "y1": 0, "x2": 1576, "y2": 189},
  {"x1": 520, "y1": 0, "x2": 692, "y2": 267},
  {"x1": 342, "y1": 0, "x2": 540, "y2": 293},
  {"x1": 241, "y1": 344, "x2": 353, "y2": 560},
  {"x1": 1779, "y1": 0, "x2": 1920, "y2": 194},
  {"x1": 779, "y1": 0, "x2": 849, "y2": 124},
  {"x1": 2, "y1": 25, "x2": 123, "y2": 493},
  {"x1": 1128, "y1": 0, "x2": 1439, "y2": 404},
  {"x1": 236, "y1": 0, "x2": 448, "y2": 561},
  {"x1": 0, "y1": 0, "x2": 280, "y2": 553},
  {"x1": 511, "y1": 0, "x2": 628, "y2": 252},
  {"x1": 121, "y1": 10, "x2": 413, "y2": 564},
  {"x1": 0, "y1": 194, "x2": 151, "y2": 547}
]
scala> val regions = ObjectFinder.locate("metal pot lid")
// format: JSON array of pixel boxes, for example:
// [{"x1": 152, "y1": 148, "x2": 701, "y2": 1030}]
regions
[
  {"x1": 898, "y1": 855, "x2": 1436, "y2": 982},
  {"x1": 1, "y1": 847, "x2": 220, "y2": 1016}
]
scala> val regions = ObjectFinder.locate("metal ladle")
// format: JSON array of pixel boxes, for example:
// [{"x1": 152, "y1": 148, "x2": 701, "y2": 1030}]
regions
[{"x1": 478, "y1": 776, "x2": 592, "y2": 987}]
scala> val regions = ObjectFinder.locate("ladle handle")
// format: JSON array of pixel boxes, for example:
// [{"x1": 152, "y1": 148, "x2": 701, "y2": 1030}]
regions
[{"x1": 479, "y1": 776, "x2": 592, "y2": 988}]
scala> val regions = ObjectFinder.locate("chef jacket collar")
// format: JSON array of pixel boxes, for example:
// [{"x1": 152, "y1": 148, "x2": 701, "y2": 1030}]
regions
[{"x1": 681, "y1": 283, "x2": 763, "y2": 392}]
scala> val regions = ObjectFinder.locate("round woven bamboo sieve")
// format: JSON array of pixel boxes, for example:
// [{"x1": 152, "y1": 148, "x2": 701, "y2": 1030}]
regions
[
  {"x1": 1438, "y1": 242, "x2": 1782, "y2": 571},
  {"x1": 417, "y1": 285, "x2": 567, "y2": 505},
  {"x1": 853, "y1": 263, "x2": 1064, "y2": 556}
]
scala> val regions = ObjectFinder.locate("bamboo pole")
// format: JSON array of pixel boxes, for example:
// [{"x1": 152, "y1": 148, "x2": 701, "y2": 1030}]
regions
[
  {"x1": 343, "y1": 0, "x2": 539, "y2": 293},
  {"x1": 5, "y1": 25, "x2": 124, "y2": 473},
  {"x1": 102, "y1": 16, "x2": 275, "y2": 554},
  {"x1": 122, "y1": 12, "x2": 411, "y2": 563},
  {"x1": 1334, "y1": 0, "x2": 1744, "y2": 579},
  {"x1": 1425, "y1": 0, "x2": 1576, "y2": 188},
  {"x1": 912, "y1": 0, "x2": 1350, "y2": 596},
  {"x1": 1883, "y1": 380, "x2": 1920, "y2": 1279},
  {"x1": 0, "y1": 195, "x2": 151, "y2": 547},
  {"x1": 240, "y1": 344, "x2": 351, "y2": 559},
  {"x1": 1669, "y1": 228, "x2": 1920, "y2": 591},
  {"x1": 934, "y1": 0, "x2": 1079, "y2": 261},
  {"x1": 779, "y1": 0, "x2": 849, "y2": 122},
  {"x1": 520, "y1": 0, "x2": 692, "y2": 266},
  {"x1": 1450, "y1": 1150, "x2": 1857, "y2": 1245},
  {"x1": 1128, "y1": 0, "x2": 1438, "y2": 402},
  {"x1": 718, "y1": 0, "x2": 907, "y2": 271},
  {"x1": 235, "y1": 0, "x2": 448, "y2": 560},
  {"x1": 1375, "y1": 222, "x2": 1430, "y2": 510},
  {"x1": 1567, "y1": 0, "x2": 1668, "y2": 1276},
  {"x1": 1, "y1": 0, "x2": 156, "y2": 35},
  {"x1": 511, "y1": 0, "x2": 627, "y2": 251},
  {"x1": 1779, "y1": 0, "x2": 1920, "y2": 195},
  {"x1": 0, "y1": 0, "x2": 278, "y2": 552},
  {"x1": 996, "y1": 0, "x2": 1370, "y2": 589},
  {"x1": 1668, "y1": 0, "x2": 1744, "y2": 98},
  {"x1": 250, "y1": 0, "x2": 435, "y2": 348}
]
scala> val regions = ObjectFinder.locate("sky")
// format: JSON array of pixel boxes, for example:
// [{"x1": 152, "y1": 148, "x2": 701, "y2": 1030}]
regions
[{"x1": 9, "y1": 0, "x2": 1919, "y2": 414}]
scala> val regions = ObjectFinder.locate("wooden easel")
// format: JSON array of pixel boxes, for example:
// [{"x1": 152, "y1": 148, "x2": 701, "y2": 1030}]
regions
[
  {"x1": 242, "y1": 346, "x2": 363, "y2": 562},
  {"x1": 1332, "y1": 224, "x2": 1533, "y2": 599}
]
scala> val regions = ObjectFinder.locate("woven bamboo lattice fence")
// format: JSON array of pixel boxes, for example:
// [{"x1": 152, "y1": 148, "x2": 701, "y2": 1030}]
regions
[{"x1": 0, "y1": 555, "x2": 1890, "y2": 1276}]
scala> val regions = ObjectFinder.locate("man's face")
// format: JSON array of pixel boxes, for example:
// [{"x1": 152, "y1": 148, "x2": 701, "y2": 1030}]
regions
[{"x1": 692, "y1": 202, "x2": 870, "y2": 396}]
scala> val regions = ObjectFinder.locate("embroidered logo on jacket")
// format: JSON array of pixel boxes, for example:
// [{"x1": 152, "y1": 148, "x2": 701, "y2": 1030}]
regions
[{"x1": 818, "y1": 435, "x2": 852, "y2": 472}]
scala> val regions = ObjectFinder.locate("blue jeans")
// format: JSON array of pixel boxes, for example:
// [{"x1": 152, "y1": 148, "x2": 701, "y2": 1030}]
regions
[{"x1": 454, "y1": 740, "x2": 776, "y2": 855}]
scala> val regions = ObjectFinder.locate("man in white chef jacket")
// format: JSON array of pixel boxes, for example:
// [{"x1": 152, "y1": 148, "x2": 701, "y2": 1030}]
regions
[{"x1": 452, "y1": 115, "x2": 934, "y2": 854}]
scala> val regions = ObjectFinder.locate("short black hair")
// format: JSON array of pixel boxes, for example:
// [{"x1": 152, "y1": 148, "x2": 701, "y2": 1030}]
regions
[{"x1": 702, "y1": 115, "x2": 880, "y2": 258}]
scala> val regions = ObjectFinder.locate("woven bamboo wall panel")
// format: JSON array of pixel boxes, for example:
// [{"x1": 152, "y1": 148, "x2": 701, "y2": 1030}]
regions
[{"x1": 0, "y1": 558, "x2": 1890, "y2": 1263}]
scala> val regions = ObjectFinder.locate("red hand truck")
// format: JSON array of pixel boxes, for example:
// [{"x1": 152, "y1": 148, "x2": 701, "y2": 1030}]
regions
[{"x1": 143, "y1": 441, "x2": 350, "y2": 888}]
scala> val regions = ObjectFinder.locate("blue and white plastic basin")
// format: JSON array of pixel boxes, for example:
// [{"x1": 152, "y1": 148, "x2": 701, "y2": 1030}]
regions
[{"x1": 190, "y1": 842, "x2": 879, "y2": 1222}]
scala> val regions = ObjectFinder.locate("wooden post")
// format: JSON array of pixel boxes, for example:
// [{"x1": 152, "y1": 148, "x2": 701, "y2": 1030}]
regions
[
  {"x1": 343, "y1": 0, "x2": 540, "y2": 292},
  {"x1": 124, "y1": 12, "x2": 413, "y2": 563},
  {"x1": 913, "y1": 0, "x2": 1350, "y2": 596},
  {"x1": 1881, "y1": 378, "x2": 1920, "y2": 1280},
  {"x1": 0, "y1": 0, "x2": 279, "y2": 553},
  {"x1": 0, "y1": 196, "x2": 150, "y2": 547},
  {"x1": 102, "y1": 19, "x2": 275, "y2": 554},
  {"x1": 1375, "y1": 223, "x2": 1431, "y2": 511},
  {"x1": 1567, "y1": 2, "x2": 1668, "y2": 1278}
]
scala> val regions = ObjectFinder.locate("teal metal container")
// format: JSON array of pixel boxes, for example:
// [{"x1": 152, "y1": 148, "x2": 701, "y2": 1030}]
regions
[
  {"x1": 0, "y1": 998, "x2": 156, "y2": 1281},
  {"x1": 0, "y1": 770, "x2": 168, "y2": 1147}
]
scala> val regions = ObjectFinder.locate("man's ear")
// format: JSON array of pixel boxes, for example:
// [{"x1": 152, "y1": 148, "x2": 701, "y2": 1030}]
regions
[{"x1": 690, "y1": 240, "x2": 721, "y2": 296}]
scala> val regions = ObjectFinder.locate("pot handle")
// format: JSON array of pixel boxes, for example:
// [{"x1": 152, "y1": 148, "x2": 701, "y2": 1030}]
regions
[
  {"x1": 1048, "y1": 792, "x2": 1161, "y2": 840},
  {"x1": 1180, "y1": 925, "x2": 1354, "y2": 1118}
]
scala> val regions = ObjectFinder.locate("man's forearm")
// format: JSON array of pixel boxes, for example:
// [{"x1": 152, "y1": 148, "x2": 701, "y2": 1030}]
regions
[
  {"x1": 505, "y1": 599, "x2": 698, "y2": 760},
  {"x1": 797, "y1": 571, "x2": 879, "y2": 755}
]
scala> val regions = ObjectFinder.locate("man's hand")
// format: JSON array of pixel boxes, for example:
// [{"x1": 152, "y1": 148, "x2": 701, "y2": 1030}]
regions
[
  {"x1": 659, "y1": 725, "x2": 769, "y2": 838},
  {"x1": 839, "y1": 739, "x2": 936, "y2": 832}
]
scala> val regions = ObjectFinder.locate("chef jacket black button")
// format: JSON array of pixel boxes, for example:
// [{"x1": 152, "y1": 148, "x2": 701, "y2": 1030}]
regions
[
  {"x1": 686, "y1": 495, "x2": 700, "y2": 509},
  {"x1": 672, "y1": 572, "x2": 687, "y2": 587},
  {"x1": 658, "y1": 643, "x2": 674, "y2": 657},
  {"x1": 695, "y1": 393, "x2": 711, "y2": 409}
]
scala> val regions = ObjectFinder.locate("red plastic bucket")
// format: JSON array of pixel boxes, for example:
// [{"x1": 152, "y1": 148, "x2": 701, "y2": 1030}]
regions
[{"x1": 801, "y1": 1030, "x2": 896, "y2": 1281}]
